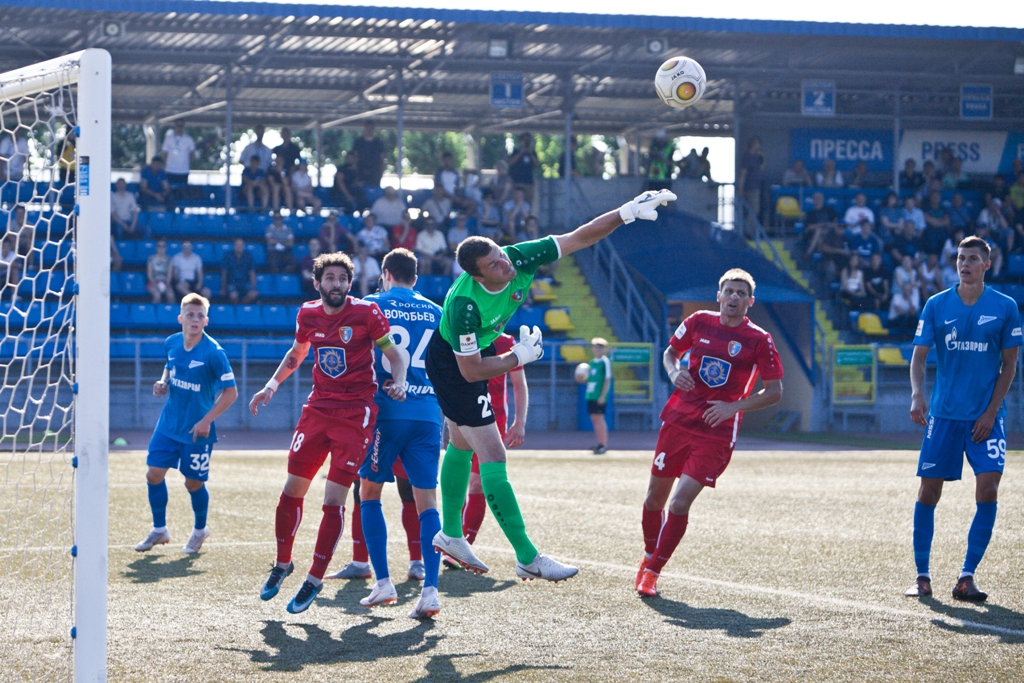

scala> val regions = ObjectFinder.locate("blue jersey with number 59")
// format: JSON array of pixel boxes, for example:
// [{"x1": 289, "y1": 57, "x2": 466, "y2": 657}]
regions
[{"x1": 365, "y1": 287, "x2": 443, "y2": 424}]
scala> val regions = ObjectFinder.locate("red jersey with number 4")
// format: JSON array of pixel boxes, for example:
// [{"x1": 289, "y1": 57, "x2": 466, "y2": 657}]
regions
[
  {"x1": 295, "y1": 297, "x2": 391, "y2": 408},
  {"x1": 487, "y1": 333, "x2": 523, "y2": 429},
  {"x1": 663, "y1": 311, "x2": 784, "y2": 444}
]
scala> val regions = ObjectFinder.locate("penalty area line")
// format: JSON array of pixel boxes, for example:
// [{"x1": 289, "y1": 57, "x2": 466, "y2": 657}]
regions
[{"x1": 473, "y1": 544, "x2": 1024, "y2": 639}]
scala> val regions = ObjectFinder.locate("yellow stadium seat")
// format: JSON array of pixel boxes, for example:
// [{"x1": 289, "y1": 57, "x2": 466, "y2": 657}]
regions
[
  {"x1": 544, "y1": 308, "x2": 575, "y2": 333},
  {"x1": 877, "y1": 347, "x2": 908, "y2": 365},
  {"x1": 531, "y1": 279, "x2": 558, "y2": 303},
  {"x1": 560, "y1": 345, "x2": 590, "y2": 362},
  {"x1": 775, "y1": 195, "x2": 803, "y2": 219},
  {"x1": 857, "y1": 312, "x2": 889, "y2": 337}
]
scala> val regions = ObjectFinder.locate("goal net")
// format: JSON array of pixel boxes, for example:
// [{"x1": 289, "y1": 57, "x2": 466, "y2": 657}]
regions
[{"x1": 0, "y1": 50, "x2": 110, "y2": 683}]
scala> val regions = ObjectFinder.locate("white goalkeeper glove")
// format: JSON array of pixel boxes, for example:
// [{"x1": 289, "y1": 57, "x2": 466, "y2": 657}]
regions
[
  {"x1": 511, "y1": 324, "x2": 544, "y2": 367},
  {"x1": 618, "y1": 189, "x2": 677, "y2": 224}
]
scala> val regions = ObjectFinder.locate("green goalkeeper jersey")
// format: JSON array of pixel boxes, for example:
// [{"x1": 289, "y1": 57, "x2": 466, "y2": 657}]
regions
[{"x1": 439, "y1": 236, "x2": 561, "y2": 355}]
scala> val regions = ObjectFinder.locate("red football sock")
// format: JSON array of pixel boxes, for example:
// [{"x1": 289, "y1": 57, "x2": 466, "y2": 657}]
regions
[
  {"x1": 463, "y1": 493, "x2": 487, "y2": 545},
  {"x1": 642, "y1": 506, "x2": 665, "y2": 557},
  {"x1": 275, "y1": 494, "x2": 304, "y2": 565},
  {"x1": 309, "y1": 505, "x2": 344, "y2": 580},
  {"x1": 351, "y1": 501, "x2": 368, "y2": 563},
  {"x1": 402, "y1": 501, "x2": 422, "y2": 560},
  {"x1": 645, "y1": 512, "x2": 688, "y2": 575}
]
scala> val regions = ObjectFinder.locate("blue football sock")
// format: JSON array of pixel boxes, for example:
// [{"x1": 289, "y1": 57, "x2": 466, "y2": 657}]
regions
[
  {"x1": 963, "y1": 501, "x2": 998, "y2": 575},
  {"x1": 188, "y1": 485, "x2": 209, "y2": 530},
  {"x1": 419, "y1": 508, "x2": 441, "y2": 589},
  {"x1": 147, "y1": 481, "x2": 168, "y2": 529},
  {"x1": 360, "y1": 500, "x2": 389, "y2": 581},
  {"x1": 913, "y1": 501, "x2": 935, "y2": 577}
]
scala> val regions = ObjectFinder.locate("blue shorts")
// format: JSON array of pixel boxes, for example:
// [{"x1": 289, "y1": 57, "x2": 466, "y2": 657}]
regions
[
  {"x1": 147, "y1": 431, "x2": 214, "y2": 482},
  {"x1": 359, "y1": 419, "x2": 440, "y2": 490},
  {"x1": 917, "y1": 415, "x2": 1006, "y2": 481}
]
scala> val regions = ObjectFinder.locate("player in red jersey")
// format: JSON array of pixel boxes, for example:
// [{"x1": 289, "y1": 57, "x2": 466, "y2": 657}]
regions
[
  {"x1": 637, "y1": 268, "x2": 784, "y2": 597},
  {"x1": 248, "y1": 252, "x2": 408, "y2": 614}
]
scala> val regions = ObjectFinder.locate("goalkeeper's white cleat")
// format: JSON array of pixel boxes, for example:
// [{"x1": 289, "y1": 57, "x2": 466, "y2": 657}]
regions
[
  {"x1": 408, "y1": 587, "x2": 441, "y2": 620},
  {"x1": 432, "y1": 531, "x2": 489, "y2": 574},
  {"x1": 515, "y1": 553, "x2": 579, "y2": 582},
  {"x1": 181, "y1": 527, "x2": 211, "y2": 554},
  {"x1": 359, "y1": 579, "x2": 398, "y2": 608},
  {"x1": 134, "y1": 528, "x2": 171, "y2": 552}
]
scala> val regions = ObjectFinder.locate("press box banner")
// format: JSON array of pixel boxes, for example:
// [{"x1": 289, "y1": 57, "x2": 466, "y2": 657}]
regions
[
  {"x1": 898, "y1": 129, "x2": 1024, "y2": 175},
  {"x1": 789, "y1": 128, "x2": 893, "y2": 172}
]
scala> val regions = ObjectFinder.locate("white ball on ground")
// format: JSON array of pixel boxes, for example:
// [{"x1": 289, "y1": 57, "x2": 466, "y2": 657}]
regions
[{"x1": 574, "y1": 363, "x2": 590, "y2": 384}]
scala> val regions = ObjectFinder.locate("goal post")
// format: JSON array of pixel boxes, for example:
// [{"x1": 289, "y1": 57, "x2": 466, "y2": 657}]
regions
[{"x1": 0, "y1": 49, "x2": 110, "y2": 683}]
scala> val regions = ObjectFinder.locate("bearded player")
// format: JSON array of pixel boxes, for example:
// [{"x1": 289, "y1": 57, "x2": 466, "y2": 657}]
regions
[
  {"x1": 637, "y1": 269, "x2": 784, "y2": 597},
  {"x1": 427, "y1": 189, "x2": 675, "y2": 582},
  {"x1": 249, "y1": 252, "x2": 408, "y2": 614}
]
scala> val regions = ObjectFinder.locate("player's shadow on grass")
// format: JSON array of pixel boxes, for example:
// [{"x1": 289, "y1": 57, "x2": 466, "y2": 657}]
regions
[
  {"x1": 437, "y1": 569, "x2": 518, "y2": 598},
  {"x1": 410, "y1": 653, "x2": 567, "y2": 682},
  {"x1": 122, "y1": 554, "x2": 202, "y2": 584},
  {"x1": 316, "y1": 578, "x2": 429, "y2": 614},
  {"x1": 221, "y1": 616, "x2": 441, "y2": 672},
  {"x1": 921, "y1": 597, "x2": 1024, "y2": 644},
  {"x1": 644, "y1": 597, "x2": 791, "y2": 638}
]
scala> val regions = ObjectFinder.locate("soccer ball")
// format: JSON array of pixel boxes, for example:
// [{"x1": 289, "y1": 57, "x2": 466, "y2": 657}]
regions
[
  {"x1": 654, "y1": 56, "x2": 706, "y2": 109},
  {"x1": 574, "y1": 363, "x2": 590, "y2": 384}
]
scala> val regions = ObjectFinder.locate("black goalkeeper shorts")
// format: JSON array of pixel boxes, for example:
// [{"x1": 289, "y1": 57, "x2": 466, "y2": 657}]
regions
[{"x1": 425, "y1": 331, "x2": 497, "y2": 428}]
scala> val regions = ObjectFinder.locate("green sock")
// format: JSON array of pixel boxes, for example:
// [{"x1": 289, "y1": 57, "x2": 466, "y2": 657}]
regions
[
  {"x1": 439, "y1": 444, "x2": 474, "y2": 537},
  {"x1": 479, "y1": 461, "x2": 538, "y2": 565}
]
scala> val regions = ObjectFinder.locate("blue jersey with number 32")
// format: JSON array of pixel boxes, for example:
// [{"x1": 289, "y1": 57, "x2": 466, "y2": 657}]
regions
[
  {"x1": 913, "y1": 286, "x2": 1022, "y2": 421},
  {"x1": 365, "y1": 287, "x2": 442, "y2": 424},
  {"x1": 155, "y1": 332, "x2": 236, "y2": 446}
]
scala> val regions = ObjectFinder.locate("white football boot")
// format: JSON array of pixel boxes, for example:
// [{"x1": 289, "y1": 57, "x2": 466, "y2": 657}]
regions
[
  {"x1": 134, "y1": 529, "x2": 171, "y2": 552},
  {"x1": 515, "y1": 553, "x2": 579, "y2": 582},
  {"x1": 432, "y1": 531, "x2": 489, "y2": 574},
  {"x1": 408, "y1": 586, "x2": 441, "y2": 620},
  {"x1": 181, "y1": 527, "x2": 211, "y2": 554},
  {"x1": 359, "y1": 579, "x2": 398, "y2": 608}
]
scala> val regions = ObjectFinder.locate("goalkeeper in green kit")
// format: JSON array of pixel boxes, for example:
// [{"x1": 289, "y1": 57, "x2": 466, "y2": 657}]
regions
[{"x1": 425, "y1": 189, "x2": 676, "y2": 581}]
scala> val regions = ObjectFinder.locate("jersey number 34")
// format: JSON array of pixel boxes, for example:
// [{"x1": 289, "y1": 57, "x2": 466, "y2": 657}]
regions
[{"x1": 382, "y1": 325, "x2": 432, "y2": 373}]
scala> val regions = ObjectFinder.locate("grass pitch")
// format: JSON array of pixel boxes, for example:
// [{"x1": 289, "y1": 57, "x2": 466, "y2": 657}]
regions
[{"x1": 107, "y1": 441, "x2": 1024, "y2": 682}]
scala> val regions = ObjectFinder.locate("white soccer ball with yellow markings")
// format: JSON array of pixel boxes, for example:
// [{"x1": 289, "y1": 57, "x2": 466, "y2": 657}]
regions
[
  {"x1": 655, "y1": 56, "x2": 706, "y2": 109},
  {"x1": 574, "y1": 362, "x2": 590, "y2": 384}
]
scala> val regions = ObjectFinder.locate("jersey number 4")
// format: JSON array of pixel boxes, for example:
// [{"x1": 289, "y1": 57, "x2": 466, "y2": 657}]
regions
[{"x1": 382, "y1": 325, "x2": 432, "y2": 374}]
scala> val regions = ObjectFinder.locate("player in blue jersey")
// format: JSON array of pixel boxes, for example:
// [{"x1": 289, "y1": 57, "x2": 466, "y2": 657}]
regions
[
  {"x1": 906, "y1": 236, "x2": 1021, "y2": 602},
  {"x1": 350, "y1": 248, "x2": 445, "y2": 618},
  {"x1": 134, "y1": 293, "x2": 238, "y2": 554}
]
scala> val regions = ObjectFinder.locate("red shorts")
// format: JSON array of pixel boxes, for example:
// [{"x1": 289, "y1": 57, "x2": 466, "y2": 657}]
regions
[
  {"x1": 392, "y1": 457, "x2": 408, "y2": 480},
  {"x1": 471, "y1": 416, "x2": 507, "y2": 474},
  {"x1": 287, "y1": 403, "x2": 378, "y2": 487},
  {"x1": 651, "y1": 420, "x2": 734, "y2": 488}
]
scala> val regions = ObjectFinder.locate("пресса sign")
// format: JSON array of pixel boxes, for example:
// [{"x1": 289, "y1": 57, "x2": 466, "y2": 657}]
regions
[{"x1": 789, "y1": 128, "x2": 893, "y2": 172}]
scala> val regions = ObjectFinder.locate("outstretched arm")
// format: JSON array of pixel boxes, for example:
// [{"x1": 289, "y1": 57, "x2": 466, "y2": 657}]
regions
[
  {"x1": 554, "y1": 190, "x2": 676, "y2": 257},
  {"x1": 249, "y1": 340, "x2": 310, "y2": 415}
]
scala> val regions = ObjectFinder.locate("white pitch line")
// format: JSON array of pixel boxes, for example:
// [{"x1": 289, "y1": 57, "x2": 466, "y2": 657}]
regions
[{"x1": 472, "y1": 544, "x2": 1024, "y2": 639}]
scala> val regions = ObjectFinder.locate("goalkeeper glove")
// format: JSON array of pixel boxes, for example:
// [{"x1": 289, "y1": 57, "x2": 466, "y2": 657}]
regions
[
  {"x1": 618, "y1": 189, "x2": 677, "y2": 224},
  {"x1": 511, "y1": 324, "x2": 544, "y2": 367}
]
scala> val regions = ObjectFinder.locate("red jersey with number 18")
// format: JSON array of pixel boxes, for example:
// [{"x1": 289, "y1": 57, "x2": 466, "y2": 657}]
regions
[
  {"x1": 662, "y1": 311, "x2": 784, "y2": 444},
  {"x1": 295, "y1": 297, "x2": 391, "y2": 408}
]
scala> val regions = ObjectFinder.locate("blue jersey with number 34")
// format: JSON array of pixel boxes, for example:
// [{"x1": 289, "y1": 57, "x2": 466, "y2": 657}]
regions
[
  {"x1": 914, "y1": 286, "x2": 1022, "y2": 421},
  {"x1": 155, "y1": 332, "x2": 236, "y2": 446},
  {"x1": 365, "y1": 287, "x2": 443, "y2": 424}
]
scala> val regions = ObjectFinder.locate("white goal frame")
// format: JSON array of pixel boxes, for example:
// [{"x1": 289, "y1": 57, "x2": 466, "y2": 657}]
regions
[{"x1": 0, "y1": 49, "x2": 111, "y2": 683}]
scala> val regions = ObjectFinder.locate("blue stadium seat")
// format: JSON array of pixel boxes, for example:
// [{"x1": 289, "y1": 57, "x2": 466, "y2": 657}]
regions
[
  {"x1": 48, "y1": 301, "x2": 73, "y2": 328},
  {"x1": 176, "y1": 213, "x2": 201, "y2": 234},
  {"x1": 226, "y1": 214, "x2": 252, "y2": 236},
  {"x1": 213, "y1": 241, "x2": 233, "y2": 265},
  {"x1": 275, "y1": 275, "x2": 301, "y2": 297},
  {"x1": 205, "y1": 273, "x2": 221, "y2": 293},
  {"x1": 365, "y1": 187, "x2": 384, "y2": 205},
  {"x1": 219, "y1": 339, "x2": 244, "y2": 360},
  {"x1": 516, "y1": 305, "x2": 547, "y2": 331},
  {"x1": 144, "y1": 212, "x2": 175, "y2": 236},
  {"x1": 49, "y1": 214, "x2": 68, "y2": 237},
  {"x1": 246, "y1": 341, "x2": 288, "y2": 359},
  {"x1": 40, "y1": 240, "x2": 72, "y2": 267},
  {"x1": 130, "y1": 304, "x2": 157, "y2": 327},
  {"x1": 110, "y1": 338, "x2": 137, "y2": 359},
  {"x1": 200, "y1": 214, "x2": 228, "y2": 236},
  {"x1": 296, "y1": 216, "x2": 320, "y2": 239},
  {"x1": 121, "y1": 272, "x2": 146, "y2": 295},
  {"x1": 1008, "y1": 254, "x2": 1024, "y2": 277},
  {"x1": 114, "y1": 241, "x2": 137, "y2": 266},
  {"x1": 293, "y1": 243, "x2": 310, "y2": 261},
  {"x1": 192, "y1": 242, "x2": 215, "y2": 266},
  {"x1": 155, "y1": 304, "x2": 179, "y2": 328},
  {"x1": 136, "y1": 240, "x2": 157, "y2": 264},
  {"x1": 261, "y1": 304, "x2": 291, "y2": 331},
  {"x1": 236, "y1": 305, "x2": 262, "y2": 329},
  {"x1": 255, "y1": 274, "x2": 275, "y2": 297},
  {"x1": 110, "y1": 273, "x2": 124, "y2": 296},
  {"x1": 209, "y1": 304, "x2": 237, "y2": 328},
  {"x1": 282, "y1": 214, "x2": 300, "y2": 231},
  {"x1": 250, "y1": 214, "x2": 272, "y2": 235},
  {"x1": 110, "y1": 302, "x2": 131, "y2": 327},
  {"x1": 246, "y1": 243, "x2": 266, "y2": 266}
]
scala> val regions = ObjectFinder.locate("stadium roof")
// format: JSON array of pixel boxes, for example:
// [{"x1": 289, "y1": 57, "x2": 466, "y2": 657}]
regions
[{"x1": 1, "y1": 1, "x2": 1022, "y2": 134}]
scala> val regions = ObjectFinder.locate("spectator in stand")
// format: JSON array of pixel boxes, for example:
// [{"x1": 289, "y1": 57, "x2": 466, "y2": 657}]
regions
[
  {"x1": 518, "y1": 215, "x2": 541, "y2": 244},
  {"x1": 370, "y1": 186, "x2": 406, "y2": 228},
  {"x1": 352, "y1": 122, "x2": 385, "y2": 189},
  {"x1": 8, "y1": 204, "x2": 32, "y2": 267},
  {"x1": 889, "y1": 280, "x2": 921, "y2": 339},
  {"x1": 241, "y1": 155, "x2": 270, "y2": 212},
  {"x1": 991, "y1": 174, "x2": 1009, "y2": 204},
  {"x1": 840, "y1": 254, "x2": 869, "y2": 311},
  {"x1": 815, "y1": 158, "x2": 844, "y2": 188},
  {"x1": 679, "y1": 148, "x2": 702, "y2": 180},
  {"x1": 139, "y1": 156, "x2": 175, "y2": 212},
  {"x1": 390, "y1": 210, "x2": 417, "y2": 252},
  {"x1": 878, "y1": 192, "x2": 903, "y2": 238},
  {"x1": 355, "y1": 212, "x2": 390, "y2": 261},
  {"x1": 1009, "y1": 158, "x2": 1024, "y2": 185},
  {"x1": 843, "y1": 193, "x2": 875, "y2": 230},
  {"x1": 502, "y1": 187, "x2": 531, "y2": 242},
  {"x1": 938, "y1": 148, "x2": 955, "y2": 176},
  {"x1": 948, "y1": 193, "x2": 973, "y2": 233},
  {"x1": 808, "y1": 221, "x2": 849, "y2": 280},
  {"x1": 0, "y1": 131, "x2": 29, "y2": 182},
  {"x1": 848, "y1": 161, "x2": 881, "y2": 188},
  {"x1": 488, "y1": 160, "x2": 515, "y2": 207},
  {"x1": 220, "y1": 237, "x2": 258, "y2": 304},
  {"x1": 923, "y1": 190, "x2": 950, "y2": 230},
  {"x1": 849, "y1": 219, "x2": 882, "y2": 260},
  {"x1": 737, "y1": 137, "x2": 764, "y2": 229},
  {"x1": 266, "y1": 155, "x2": 294, "y2": 213},
  {"x1": 463, "y1": 167, "x2": 483, "y2": 204},
  {"x1": 437, "y1": 152, "x2": 477, "y2": 214},
  {"x1": 421, "y1": 184, "x2": 453, "y2": 228},
  {"x1": 919, "y1": 218, "x2": 949, "y2": 259},
  {"x1": 919, "y1": 253, "x2": 944, "y2": 300},
  {"x1": 942, "y1": 157, "x2": 968, "y2": 190},
  {"x1": 111, "y1": 237, "x2": 123, "y2": 273},
  {"x1": 974, "y1": 224, "x2": 1004, "y2": 277},
  {"x1": 0, "y1": 234, "x2": 20, "y2": 288},
  {"x1": 446, "y1": 213, "x2": 471, "y2": 253},
  {"x1": 899, "y1": 159, "x2": 925, "y2": 194},
  {"x1": 864, "y1": 253, "x2": 890, "y2": 310},
  {"x1": 171, "y1": 240, "x2": 210, "y2": 298},
  {"x1": 273, "y1": 127, "x2": 302, "y2": 173},
  {"x1": 801, "y1": 191, "x2": 838, "y2": 255},
  {"x1": 941, "y1": 228, "x2": 967, "y2": 268},
  {"x1": 697, "y1": 147, "x2": 712, "y2": 182},
  {"x1": 318, "y1": 211, "x2": 355, "y2": 254},
  {"x1": 161, "y1": 120, "x2": 194, "y2": 187},
  {"x1": 920, "y1": 160, "x2": 939, "y2": 194},
  {"x1": 477, "y1": 190, "x2": 503, "y2": 241},
  {"x1": 351, "y1": 240, "x2": 381, "y2": 298},
  {"x1": 414, "y1": 217, "x2": 450, "y2": 275},
  {"x1": 110, "y1": 178, "x2": 141, "y2": 238},
  {"x1": 508, "y1": 132, "x2": 538, "y2": 194},
  {"x1": 893, "y1": 254, "x2": 921, "y2": 300},
  {"x1": 978, "y1": 198, "x2": 1014, "y2": 255},
  {"x1": 239, "y1": 124, "x2": 272, "y2": 173},
  {"x1": 299, "y1": 237, "x2": 323, "y2": 297},
  {"x1": 646, "y1": 129, "x2": 675, "y2": 192},
  {"x1": 146, "y1": 239, "x2": 173, "y2": 304},
  {"x1": 290, "y1": 160, "x2": 322, "y2": 215},
  {"x1": 330, "y1": 150, "x2": 366, "y2": 214},
  {"x1": 889, "y1": 221, "x2": 922, "y2": 266},
  {"x1": 265, "y1": 211, "x2": 298, "y2": 275},
  {"x1": 901, "y1": 196, "x2": 926, "y2": 233},
  {"x1": 782, "y1": 159, "x2": 812, "y2": 186},
  {"x1": 1008, "y1": 172, "x2": 1024, "y2": 220}
]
